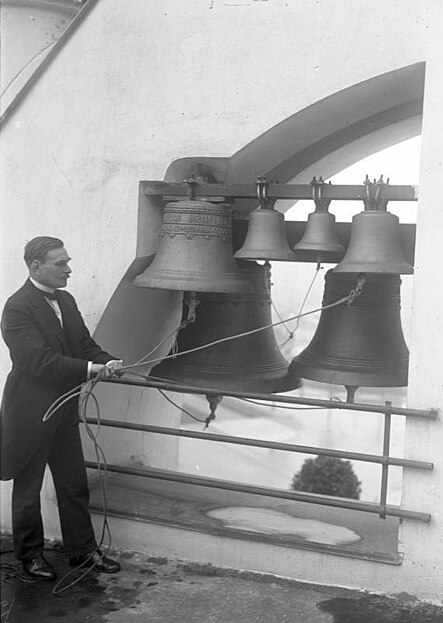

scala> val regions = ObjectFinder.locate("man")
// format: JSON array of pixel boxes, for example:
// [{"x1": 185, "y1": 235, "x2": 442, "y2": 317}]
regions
[{"x1": 0, "y1": 236, "x2": 121, "y2": 581}]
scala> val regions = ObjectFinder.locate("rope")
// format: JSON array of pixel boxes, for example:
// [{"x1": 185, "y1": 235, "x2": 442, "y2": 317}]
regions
[
  {"x1": 239, "y1": 397, "x2": 328, "y2": 411},
  {"x1": 291, "y1": 263, "x2": 322, "y2": 335},
  {"x1": 119, "y1": 281, "x2": 360, "y2": 373},
  {"x1": 35, "y1": 273, "x2": 368, "y2": 592},
  {"x1": 157, "y1": 388, "x2": 206, "y2": 424},
  {"x1": 263, "y1": 263, "x2": 293, "y2": 340},
  {"x1": 51, "y1": 376, "x2": 112, "y2": 595},
  {"x1": 41, "y1": 276, "x2": 366, "y2": 424},
  {"x1": 275, "y1": 263, "x2": 322, "y2": 351}
]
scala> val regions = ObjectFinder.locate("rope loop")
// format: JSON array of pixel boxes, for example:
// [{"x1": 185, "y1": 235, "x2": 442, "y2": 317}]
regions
[{"x1": 347, "y1": 273, "x2": 367, "y2": 306}]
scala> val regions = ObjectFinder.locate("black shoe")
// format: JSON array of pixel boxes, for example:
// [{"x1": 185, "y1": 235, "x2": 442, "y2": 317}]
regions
[
  {"x1": 22, "y1": 555, "x2": 56, "y2": 580},
  {"x1": 69, "y1": 550, "x2": 121, "y2": 573}
]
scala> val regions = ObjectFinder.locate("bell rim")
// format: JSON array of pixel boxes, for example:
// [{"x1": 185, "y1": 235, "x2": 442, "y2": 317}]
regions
[
  {"x1": 289, "y1": 358, "x2": 409, "y2": 387},
  {"x1": 333, "y1": 264, "x2": 414, "y2": 274},
  {"x1": 133, "y1": 272, "x2": 254, "y2": 293},
  {"x1": 234, "y1": 250, "x2": 298, "y2": 262},
  {"x1": 291, "y1": 248, "x2": 345, "y2": 263}
]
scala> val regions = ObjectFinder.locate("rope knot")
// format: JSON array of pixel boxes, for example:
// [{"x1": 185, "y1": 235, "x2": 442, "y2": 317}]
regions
[{"x1": 347, "y1": 273, "x2": 367, "y2": 306}]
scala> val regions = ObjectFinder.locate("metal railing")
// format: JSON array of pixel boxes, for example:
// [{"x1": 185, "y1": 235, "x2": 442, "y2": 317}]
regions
[{"x1": 84, "y1": 376, "x2": 437, "y2": 523}]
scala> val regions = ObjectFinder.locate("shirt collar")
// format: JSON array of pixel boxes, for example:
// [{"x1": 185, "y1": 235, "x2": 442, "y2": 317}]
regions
[{"x1": 29, "y1": 277, "x2": 56, "y2": 295}]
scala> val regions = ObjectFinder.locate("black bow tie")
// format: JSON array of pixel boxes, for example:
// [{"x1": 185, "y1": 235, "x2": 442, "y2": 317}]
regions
[{"x1": 43, "y1": 290, "x2": 59, "y2": 301}]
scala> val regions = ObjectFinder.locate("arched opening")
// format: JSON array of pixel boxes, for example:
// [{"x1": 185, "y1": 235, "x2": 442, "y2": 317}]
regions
[{"x1": 93, "y1": 66, "x2": 424, "y2": 563}]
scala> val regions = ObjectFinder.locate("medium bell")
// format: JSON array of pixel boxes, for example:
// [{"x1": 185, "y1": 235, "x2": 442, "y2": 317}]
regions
[
  {"x1": 333, "y1": 209, "x2": 413, "y2": 274},
  {"x1": 134, "y1": 200, "x2": 253, "y2": 293},
  {"x1": 292, "y1": 211, "x2": 344, "y2": 263},
  {"x1": 234, "y1": 206, "x2": 297, "y2": 262},
  {"x1": 289, "y1": 270, "x2": 409, "y2": 392},
  {"x1": 151, "y1": 261, "x2": 301, "y2": 393}
]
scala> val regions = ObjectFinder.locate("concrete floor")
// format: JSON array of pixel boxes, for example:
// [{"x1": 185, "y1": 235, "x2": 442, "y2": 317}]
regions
[{"x1": 1, "y1": 536, "x2": 443, "y2": 623}]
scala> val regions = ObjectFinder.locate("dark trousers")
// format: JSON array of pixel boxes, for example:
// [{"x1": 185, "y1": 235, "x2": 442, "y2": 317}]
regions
[{"x1": 12, "y1": 410, "x2": 97, "y2": 561}]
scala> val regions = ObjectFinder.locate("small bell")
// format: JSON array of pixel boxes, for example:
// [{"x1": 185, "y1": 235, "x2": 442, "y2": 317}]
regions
[
  {"x1": 234, "y1": 206, "x2": 297, "y2": 261},
  {"x1": 234, "y1": 177, "x2": 296, "y2": 262},
  {"x1": 292, "y1": 178, "x2": 344, "y2": 264}
]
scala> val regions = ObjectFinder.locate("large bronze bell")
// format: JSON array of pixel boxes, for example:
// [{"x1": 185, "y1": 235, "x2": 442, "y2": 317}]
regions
[
  {"x1": 289, "y1": 270, "x2": 409, "y2": 392},
  {"x1": 151, "y1": 261, "x2": 301, "y2": 393},
  {"x1": 333, "y1": 209, "x2": 413, "y2": 274},
  {"x1": 134, "y1": 200, "x2": 253, "y2": 293},
  {"x1": 234, "y1": 206, "x2": 297, "y2": 262}
]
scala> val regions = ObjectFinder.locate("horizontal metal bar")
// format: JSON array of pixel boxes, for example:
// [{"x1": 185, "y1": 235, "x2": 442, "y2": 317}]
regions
[
  {"x1": 142, "y1": 181, "x2": 419, "y2": 202},
  {"x1": 84, "y1": 461, "x2": 431, "y2": 522},
  {"x1": 107, "y1": 377, "x2": 438, "y2": 419},
  {"x1": 84, "y1": 417, "x2": 433, "y2": 471}
]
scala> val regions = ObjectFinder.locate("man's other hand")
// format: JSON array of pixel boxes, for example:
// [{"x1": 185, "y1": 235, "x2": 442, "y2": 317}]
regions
[
  {"x1": 105, "y1": 360, "x2": 123, "y2": 375},
  {"x1": 90, "y1": 363, "x2": 113, "y2": 379}
]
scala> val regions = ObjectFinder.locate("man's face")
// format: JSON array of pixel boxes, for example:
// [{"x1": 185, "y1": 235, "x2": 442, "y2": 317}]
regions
[{"x1": 32, "y1": 247, "x2": 72, "y2": 289}]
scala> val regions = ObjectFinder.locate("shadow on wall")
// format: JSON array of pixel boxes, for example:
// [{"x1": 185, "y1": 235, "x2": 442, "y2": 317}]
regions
[{"x1": 93, "y1": 256, "x2": 183, "y2": 374}]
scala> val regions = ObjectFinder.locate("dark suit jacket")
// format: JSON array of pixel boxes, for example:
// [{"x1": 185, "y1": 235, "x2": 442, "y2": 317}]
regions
[{"x1": 0, "y1": 279, "x2": 115, "y2": 480}]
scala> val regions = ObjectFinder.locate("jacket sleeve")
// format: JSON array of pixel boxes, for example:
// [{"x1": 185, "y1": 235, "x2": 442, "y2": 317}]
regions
[
  {"x1": 1, "y1": 303, "x2": 89, "y2": 385},
  {"x1": 66, "y1": 294, "x2": 117, "y2": 364}
]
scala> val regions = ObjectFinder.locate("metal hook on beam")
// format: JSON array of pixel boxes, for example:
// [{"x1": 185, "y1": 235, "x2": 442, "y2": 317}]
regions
[
  {"x1": 311, "y1": 176, "x2": 332, "y2": 212},
  {"x1": 256, "y1": 176, "x2": 275, "y2": 210},
  {"x1": 363, "y1": 174, "x2": 390, "y2": 211},
  {"x1": 184, "y1": 173, "x2": 198, "y2": 199}
]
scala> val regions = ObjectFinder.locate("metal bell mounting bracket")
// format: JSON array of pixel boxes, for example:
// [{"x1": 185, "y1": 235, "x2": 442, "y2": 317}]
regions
[
  {"x1": 363, "y1": 174, "x2": 390, "y2": 212},
  {"x1": 311, "y1": 176, "x2": 332, "y2": 213},
  {"x1": 184, "y1": 172, "x2": 199, "y2": 200},
  {"x1": 256, "y1": 176, "x2": 276, "y2": 211}
]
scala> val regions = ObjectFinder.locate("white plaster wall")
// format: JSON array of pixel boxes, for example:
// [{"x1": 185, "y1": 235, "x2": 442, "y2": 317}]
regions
[
  {"x1": 0, "y1": 0, "x2": 431, "y2": 345},
  {"x1": 0, "y1": 0, "x2": 441, "y2": 602},
  {"x1": 400, "y1": 20, "x2": 443, "y2": 601}
]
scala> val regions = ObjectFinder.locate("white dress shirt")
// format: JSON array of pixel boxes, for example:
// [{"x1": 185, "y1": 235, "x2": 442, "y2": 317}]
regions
[
  {"x1": 29, "y1": 278, "x2": 122, "y2": 379},
  {"x1": 29, "y1": 277, "x2": 95, "y2": 378}
]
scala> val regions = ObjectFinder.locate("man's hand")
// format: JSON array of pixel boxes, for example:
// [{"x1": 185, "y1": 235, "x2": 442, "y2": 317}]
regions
[
  {"x1": 105, "y1": 360, "x2": 123, "y2": 375},
  {"x1": 90, "y1": 363, "x2": 113, "y2": 379}
]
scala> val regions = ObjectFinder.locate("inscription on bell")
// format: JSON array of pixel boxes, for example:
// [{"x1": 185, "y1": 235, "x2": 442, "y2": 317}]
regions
[
  {"x1": 164, "y1": 212, "x2": 230, "y2": 227},
  {"x1": 163, "y1": 223, "x2": 231, "y2": 238},
  {"x1": 165, "y1": 213, "x2": 182, "y2": 223},
  {"x1": 162, "y1": 201, "x2": 233, "y2": 238}
]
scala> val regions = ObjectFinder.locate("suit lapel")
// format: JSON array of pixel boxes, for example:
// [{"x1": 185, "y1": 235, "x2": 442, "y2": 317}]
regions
[
  {"x1": 57, "y1": 293, "x2": 78, "y2": 356},
  {"x1": 23, "y1": 280, "x2": 71, "y2": 353}
]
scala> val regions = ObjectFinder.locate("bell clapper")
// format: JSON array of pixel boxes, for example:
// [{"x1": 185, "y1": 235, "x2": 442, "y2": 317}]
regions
[
  {"x1": 345, "y1": 385, "x2": 358, "y2": 403},
  {"x1": 184, "y1": 291, "x2": 199, "y2": 325},
  {"x1": 204, "y1": 393, "x2": 223, "y2": 429}
]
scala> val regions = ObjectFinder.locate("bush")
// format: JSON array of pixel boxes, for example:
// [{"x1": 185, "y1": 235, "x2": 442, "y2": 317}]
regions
[{"x1": 291, "y1": 455, "x2": 362, "y2": 499}]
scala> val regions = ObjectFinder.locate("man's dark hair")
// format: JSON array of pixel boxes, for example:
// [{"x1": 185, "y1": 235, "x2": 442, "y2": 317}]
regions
[{"x1": 24, "y1": 236, "x2": 64, "y2": 267}]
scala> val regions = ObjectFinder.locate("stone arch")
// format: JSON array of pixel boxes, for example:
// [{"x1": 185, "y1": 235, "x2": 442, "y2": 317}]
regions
[{"x1": 165, "y1": 63, "x2": 424, "y2": 212}]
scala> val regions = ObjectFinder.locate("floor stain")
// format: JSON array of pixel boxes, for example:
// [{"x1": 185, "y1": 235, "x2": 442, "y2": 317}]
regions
[
  {"x1": 2, "y1": 535, "x2": 443, "y2": 623},
  {"x1": 318, "y1": 595, "x2": 443, "y2": 623}
]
